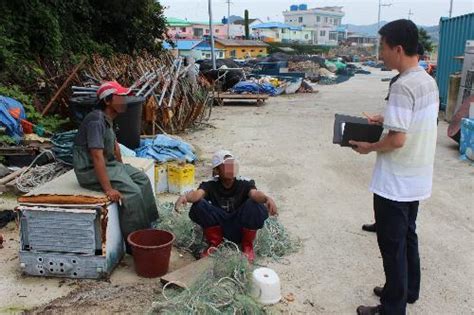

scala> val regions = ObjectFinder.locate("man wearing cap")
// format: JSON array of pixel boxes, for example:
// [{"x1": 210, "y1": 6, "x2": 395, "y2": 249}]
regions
[
  {"x1": 174, "y1": 150, "x2": 277, "y2": 263},
  {"x1": 73, "y1": 81, "x2": 158, "y2": 253}
]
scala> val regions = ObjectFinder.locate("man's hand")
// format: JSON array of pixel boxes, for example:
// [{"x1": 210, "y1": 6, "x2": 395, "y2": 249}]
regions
[
  {"x1": 364, "y1": 113, "x2": 384, "y2": 125},
  {"x1": 349, "y1": 141, "x2": 373, "y2": 155},
  {"x1": 106, "y1": 189, "x2": 123, "y2": 202},
  {"x1": 265, "y1": 197, "x2": 278, "y2": 216},
  {"x1": 174, "y1": 195, "x2": 188, "y2": 212}
]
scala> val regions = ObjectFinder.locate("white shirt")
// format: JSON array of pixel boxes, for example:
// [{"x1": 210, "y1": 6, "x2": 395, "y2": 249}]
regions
[{"x1": 370, "y1": 67, "x2": 439, "y2": 202}]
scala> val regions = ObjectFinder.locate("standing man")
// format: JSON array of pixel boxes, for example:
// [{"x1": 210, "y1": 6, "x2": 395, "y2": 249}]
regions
[
  {"x1": 361, "y1": 43, "x2": 427, "y2": 234},
  {"x1": 350, "y1": 20, "x2": 439, "y2": 315}
]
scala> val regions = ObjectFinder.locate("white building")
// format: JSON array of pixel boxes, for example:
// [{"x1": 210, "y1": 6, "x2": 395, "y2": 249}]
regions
[
  {"x1": 282, "y1": 4, "x2": 345, "y2": 46},
  {"x1": 229, "y1": 19, "x2": 263, "y2": 39}
]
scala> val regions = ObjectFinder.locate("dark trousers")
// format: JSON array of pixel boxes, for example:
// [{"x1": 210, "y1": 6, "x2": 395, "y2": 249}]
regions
[
  {"x1": 189, "y1": 199, "x2": 269, "y2": 243},
  {"x1": 374, "y1": 194, "x2": 421, "y2": 315}
]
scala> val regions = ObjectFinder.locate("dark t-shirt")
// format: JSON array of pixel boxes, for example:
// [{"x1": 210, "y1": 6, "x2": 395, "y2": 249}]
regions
[
  {"x1": 74, "y1": 110, "x2": 112, "y2": 149},
  {"x1": 198, "y1": 177, "x2": 257, "y2": 213}
]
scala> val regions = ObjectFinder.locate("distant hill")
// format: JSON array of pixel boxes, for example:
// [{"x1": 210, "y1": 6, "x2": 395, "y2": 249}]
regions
[{"x1": 346, "y1": 21, "x2": 439, "y2": 43}]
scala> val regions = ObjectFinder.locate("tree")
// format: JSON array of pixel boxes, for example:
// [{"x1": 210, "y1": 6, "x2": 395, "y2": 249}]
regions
[
  {"x1": 418, "y1": 27, "x2": 433, "y2": 53},
  {"x1": 244, "y1": 10, "x2": 250, "y2": 40}
]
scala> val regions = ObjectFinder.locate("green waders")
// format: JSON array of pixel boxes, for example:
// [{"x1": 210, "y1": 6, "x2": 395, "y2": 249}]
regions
[{"x1": 73, "y1": 122, "x2": 158, "y2": 250}]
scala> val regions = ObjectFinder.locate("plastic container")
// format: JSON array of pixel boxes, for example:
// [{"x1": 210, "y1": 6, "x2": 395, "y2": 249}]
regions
[
  {"x1": 115, "y1": 96, "x2": 145, "y2": 150},
  {"x1": 251, "y1": 267, "x2": 281, "y2": 305},
  {"x1": 167, "y1": 163, "x2": 195, "y2": 195},
  {"x1": 155, "y1": 163, "x2": 169, "y2": 194},
  {"x1": 127, "y1": 229, "x2": 175, "y2": 278}
]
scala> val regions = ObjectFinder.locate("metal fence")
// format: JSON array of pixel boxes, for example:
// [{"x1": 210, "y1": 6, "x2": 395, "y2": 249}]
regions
[{"x1": 436, "y1": 13, "x2": 474, "y2": 110}]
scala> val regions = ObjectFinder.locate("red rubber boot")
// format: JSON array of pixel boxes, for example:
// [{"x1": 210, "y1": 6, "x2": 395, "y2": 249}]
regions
[
  {"x1": 241, "y1": 228, "x2": 257, "y2": 263},
  {"x1": 202, "y1": 226, "x2": 223, "y2": 257}
]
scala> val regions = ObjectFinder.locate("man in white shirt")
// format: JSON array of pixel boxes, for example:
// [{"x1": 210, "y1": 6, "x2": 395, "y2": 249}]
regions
[{"x1": 351, "y1": 19, "x2": 439, "y2": 315}]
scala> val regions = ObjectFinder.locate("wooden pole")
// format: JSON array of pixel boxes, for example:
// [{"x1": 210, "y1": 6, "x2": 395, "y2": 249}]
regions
[{"x1": 41, "y1": 57, "x2": 87, "y2": 116}]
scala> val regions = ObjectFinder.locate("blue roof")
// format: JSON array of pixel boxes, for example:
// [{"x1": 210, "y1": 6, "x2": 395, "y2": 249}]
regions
[
  {"x1": 162, "y1": 40, "x2": 202, "y2": 50},
  {"x1": 336, "y1": 26, "x2": 347, "y2": 32},
  {"x1": 252, "y1": 22, "x2": 302, "y2": 31}
]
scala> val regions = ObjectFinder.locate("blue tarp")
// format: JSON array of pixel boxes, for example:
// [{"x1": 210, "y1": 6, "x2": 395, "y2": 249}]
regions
[
  {"x1": 135, "y1": 135, "x2": 197, "y2": 163},
  {"x1": 0, "y1": 96, "x2": 26, "y2": 143},
  {"x1": 460, "y1": 118, "x2": 474, "y2": 162},
  {"x1": 231, "y1": 81, "x2": 278, "y2": 96}
]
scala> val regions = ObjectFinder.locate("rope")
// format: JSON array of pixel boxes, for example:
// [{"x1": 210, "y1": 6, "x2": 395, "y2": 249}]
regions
[{"x1": 15, "y1": 150, "x2": 71, "y2": 193}]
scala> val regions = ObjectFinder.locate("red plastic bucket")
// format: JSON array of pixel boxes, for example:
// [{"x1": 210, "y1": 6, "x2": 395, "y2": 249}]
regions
[{"x1": 127, "y1": 229, "x2": 175, "y2": 278}]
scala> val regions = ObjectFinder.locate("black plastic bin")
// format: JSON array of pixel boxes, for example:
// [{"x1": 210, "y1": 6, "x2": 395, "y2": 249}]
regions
[
  {"x1": 115, "y1": 96, "x2": 145, "y2": 150},
  {"x1": 69, "y1": 95, "x2": 145, "y2": 150}
]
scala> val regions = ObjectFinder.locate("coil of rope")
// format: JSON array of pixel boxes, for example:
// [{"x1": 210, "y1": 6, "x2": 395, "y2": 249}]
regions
[{"x1": 15, "y1": 150, "x2": 71, "y2": 193}]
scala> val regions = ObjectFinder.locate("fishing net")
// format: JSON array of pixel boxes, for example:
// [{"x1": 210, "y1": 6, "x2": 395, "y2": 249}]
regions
[
  {"x1": 150, "y1": 202, "x2": 300, "y2": 314},
  {"x1": 153, "y1": 202, "x2": 300, "y2": 261},
  {"x1": 149, "y1": 242, "x2": 263, "y2": 314}
]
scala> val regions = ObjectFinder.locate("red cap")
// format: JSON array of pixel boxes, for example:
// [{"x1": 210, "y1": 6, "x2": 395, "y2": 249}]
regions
[{"x1": 97, "y1": 81, "x2": 131, "y2": 100}]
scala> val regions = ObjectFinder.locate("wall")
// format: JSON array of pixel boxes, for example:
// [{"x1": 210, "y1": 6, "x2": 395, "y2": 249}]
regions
[
  {"x1": 214, "y1": 43, "x2": 267, "y2": 59},
  {"x1": 167, "y1": 26, "x2": 193, "y2": 39},
  {"x1": 436, "y1": 13, "x2": 474, "y2": 110}
]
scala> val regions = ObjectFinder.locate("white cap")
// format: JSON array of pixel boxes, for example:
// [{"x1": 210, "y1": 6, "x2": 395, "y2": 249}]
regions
[{"x1": 211, "y1": 150, "x2": 234, "y2": 168}]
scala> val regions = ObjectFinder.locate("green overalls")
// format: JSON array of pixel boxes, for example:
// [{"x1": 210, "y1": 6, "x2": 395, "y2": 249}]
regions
[{"x1": 73, "y1": 116, "x2": 158, "y2": 245}]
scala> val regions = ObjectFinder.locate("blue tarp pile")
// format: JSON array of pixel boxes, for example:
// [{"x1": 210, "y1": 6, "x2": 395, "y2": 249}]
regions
[
  {"x1": 135, "y1": 135, "x2": 196, "y2": 163},
  {"x1": 230, "y1": 81, "x2": 278, "y2": 96},
  {"x1": 0, "y1": 96, "x2": 26, "y2": 143},
  {"x1": 460, "y1": 118, "x2": 474, "y2": 162},
  {"x1": 51, "y1": 130, "x2": 78, "y2": 165}
]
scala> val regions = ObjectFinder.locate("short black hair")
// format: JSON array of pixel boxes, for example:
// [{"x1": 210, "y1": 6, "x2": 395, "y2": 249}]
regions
[
  {"x1": 96, "y1": 93, "x2": 113, "y2": 110},
  {"x1": 379, "y1": 19, "x2": 419, "y2": 56}
]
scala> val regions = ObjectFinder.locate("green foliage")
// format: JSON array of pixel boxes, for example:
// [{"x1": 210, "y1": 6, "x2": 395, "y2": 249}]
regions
[
  {"x1": 418, "y1": 27, "x2": 433, "y2": 53},
  {"x1": 0, "y1": 0, "x2": 167, "y2": 92},
  {"x1": 0, "y1": 85, "x2": 68, "y2": 133}
]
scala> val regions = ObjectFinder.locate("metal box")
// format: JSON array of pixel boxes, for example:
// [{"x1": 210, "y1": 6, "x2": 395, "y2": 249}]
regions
[{"x1": 18, "y1": 202, "x2": 124, "y2": 279}]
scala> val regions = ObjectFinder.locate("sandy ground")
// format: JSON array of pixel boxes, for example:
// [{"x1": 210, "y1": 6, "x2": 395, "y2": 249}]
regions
[{"x1": 0, "y1": 67, "x2": 473, "y2": 314}]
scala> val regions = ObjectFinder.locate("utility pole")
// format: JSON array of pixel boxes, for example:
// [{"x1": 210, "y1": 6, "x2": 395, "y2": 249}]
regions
[
  {"x1": 225, "y1": 0, "x2": 232, "y2": 39},
  {"x1": 449, "y1": 0, "x2": 454, "y2": 18},
  {"x1": 408, "y1": 9, "x2": 414, "y2": 20},
  {"x1": 208, "y1": 0, "x2": 216, "y2": 70},
  {"x1": 376, "y1": 0, "x2": 392, "y2": 60}
]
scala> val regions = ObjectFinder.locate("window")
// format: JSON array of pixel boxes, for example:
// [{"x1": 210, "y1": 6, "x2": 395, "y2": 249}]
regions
[
  {"x1": 298, "y1": 17, "x2": 303, "y2": 23},
  {"x1": 193, "y1": 28, "x2": 204, "y2": 37},
  {"x1": 230, "y1": 50, "x2": 236, "y2": 57},
  {"x1": 334, "y1": 19, "x2": 339, "y2": 25},
  {"x1": 316, "y1": 16, "x2": 321, "y2": 22},
  {"x1": 325, "y1": 17, "x2": 328, "y2": 23},
  {"x1": 330, "y1": 18, "x2": 333, "y2": 24},
  {"x1": 329, "y1": 32, "x2": 337, "y2": 41},
  {"x1": 305, "y1": 34, "x2": 309, "y2": 39},
  {"x1": 205, "y1": 29, "x2": 209, "y2": 34},
  {"x1": 215, "y1": 29, "x2": 219, "y2": 33},
  {"x1": 259, "y1": 49, "x2": 263, "y2": 52},
  {"x1": 251, "y1": 49, "x2": 255, "y2": 52},
  {"x1": 293, "y1": 31, "x2": 297, "y2": 35},
  {"x1": 180, "y1": 27, "x2": 186, "y2": 32},
  {"x1": 320, "y1": 30, "x2": 326, "y2": 37},
  {"x1": 242, "y1": 49, "x2": 246, "y2": 52}
]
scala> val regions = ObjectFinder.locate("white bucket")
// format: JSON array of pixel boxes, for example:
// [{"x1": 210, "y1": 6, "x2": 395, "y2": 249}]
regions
[{"x1": 251, "y1": 267, "x2": 281, "y2": 305}]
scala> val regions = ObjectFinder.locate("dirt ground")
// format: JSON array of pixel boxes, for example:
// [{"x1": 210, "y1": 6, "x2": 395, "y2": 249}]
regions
[{"x1": 1, "y1": 67, "x2": 473, "y2": 314}]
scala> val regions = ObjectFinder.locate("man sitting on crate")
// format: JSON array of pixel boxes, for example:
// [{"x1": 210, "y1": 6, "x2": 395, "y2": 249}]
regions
[
  {"x1": 73, "y1": 81, "x2": 158, "y2": 254},
  {"x1": 174, "y1": 150, "x2": 277, "y2": 263}
]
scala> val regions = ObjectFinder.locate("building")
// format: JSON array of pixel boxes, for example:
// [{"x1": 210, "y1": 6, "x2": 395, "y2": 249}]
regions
[
  {"x1": 166, "y1": 18, "x2": 193, "y2": 39},
  {"x1": 282, "y1": 4, "x2": 345, "y2": 45},
  {"x1": 251, "y1": 22, "x2": 313, "y2": 44},
  {"x1": 189, "y1": 21, "x2": 227, "y2": 40},
  {"x1": 166, "y1": 18, "x2": 228, "y2": 40},
  {"x1": 228, "y1": 19, "x2": 263, "y2": 39},
  {"x1": 162, "y1": 40, "x2": 225, "y2": 59},
  {"x1": 213, "y1": 39, "x2": 269, "y2": 59},
  {"x1": 346, "y1": 33, "x2": 378, "y2": 46}
]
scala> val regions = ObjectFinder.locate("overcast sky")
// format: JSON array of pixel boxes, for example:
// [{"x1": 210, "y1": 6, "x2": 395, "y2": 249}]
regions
[{"x1": 160, "y1": 0, "x2": 473, "y2": 26}]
